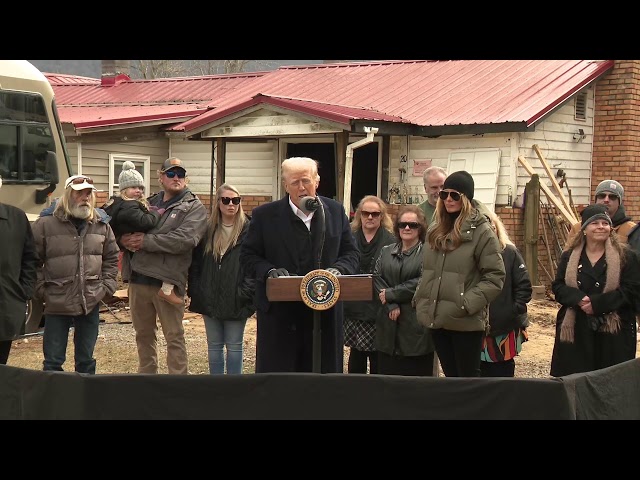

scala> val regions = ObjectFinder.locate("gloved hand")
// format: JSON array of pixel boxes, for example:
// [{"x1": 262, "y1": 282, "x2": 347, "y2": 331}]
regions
[
  {"x1": 326, "y1": 268, "x2": 341, "y2": 276},
  {"x1": 267, "y1": 268, "x2": 290, "y2": 279}
]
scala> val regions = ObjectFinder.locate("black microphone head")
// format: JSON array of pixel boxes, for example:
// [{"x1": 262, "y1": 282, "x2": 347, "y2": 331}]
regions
[{"x1": 300, "y1": 196, "x2": 320, "y2": 213}]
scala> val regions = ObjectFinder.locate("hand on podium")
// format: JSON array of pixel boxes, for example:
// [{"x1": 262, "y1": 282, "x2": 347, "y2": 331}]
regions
[
  {"x1": 267, "y1": 268, "x2": 290, "y2": 278},
  {"x1": 326, "y1": 268, "x2": 341, "y2": 276}
]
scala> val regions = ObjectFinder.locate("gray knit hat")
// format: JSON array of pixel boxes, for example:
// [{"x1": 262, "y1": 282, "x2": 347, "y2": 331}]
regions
[
  {"x1": 595, "y1": 179, "x2": 624, "y2": 204},
  {"x1": 119, "y1": 161, "x2": 144, "y2": 190}
]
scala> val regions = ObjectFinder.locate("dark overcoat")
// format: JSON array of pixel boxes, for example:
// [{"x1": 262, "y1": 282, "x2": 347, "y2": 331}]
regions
[
  {"x1": 240, "y1": 195, "x2": 359, "y2": 373},
  {"x1": 550, "y1": 246, "x2": 640, "y2": 377},
  {"x1": 0, "y1": 203, "x2": 38, "y2": 340}
]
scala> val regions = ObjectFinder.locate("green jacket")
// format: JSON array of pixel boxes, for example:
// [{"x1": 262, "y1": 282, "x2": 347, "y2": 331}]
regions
[{"x1": 413, "y1": 208, "x2": 505, "y2": 332}]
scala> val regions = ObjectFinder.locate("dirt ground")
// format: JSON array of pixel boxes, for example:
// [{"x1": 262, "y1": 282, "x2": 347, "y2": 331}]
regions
[{"x1": 9, "y1": 296, "x2": 618, "y2": 378}]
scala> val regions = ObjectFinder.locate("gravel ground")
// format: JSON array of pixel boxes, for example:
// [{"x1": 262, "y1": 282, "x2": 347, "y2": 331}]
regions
[{"x1": 7, "y1": 299, "x2": 569, "y2": 377}]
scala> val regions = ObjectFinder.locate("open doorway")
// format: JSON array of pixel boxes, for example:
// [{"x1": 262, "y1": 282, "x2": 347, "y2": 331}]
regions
[{"x1": 285, "y1": 140, "x2": 379, "y2": 212}]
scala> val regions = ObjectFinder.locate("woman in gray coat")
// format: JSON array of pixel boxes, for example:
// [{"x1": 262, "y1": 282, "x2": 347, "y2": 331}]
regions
[
  {"x1": 373, "y1": 205, "x2": 434, "y2": 376},
  {"x1": 413, "y1": 171, "x2": 505, "y2": 377}
]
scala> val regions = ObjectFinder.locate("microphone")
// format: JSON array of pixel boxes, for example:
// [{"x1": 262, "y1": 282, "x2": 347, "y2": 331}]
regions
[{"x1": 299, "y1": 196, "x2": 321, "y2": 214}]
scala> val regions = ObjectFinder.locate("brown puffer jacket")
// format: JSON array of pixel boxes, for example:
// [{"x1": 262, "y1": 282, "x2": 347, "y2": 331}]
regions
[{"x1": 31, "y1": 206, "x2": 120, "y2": 316}]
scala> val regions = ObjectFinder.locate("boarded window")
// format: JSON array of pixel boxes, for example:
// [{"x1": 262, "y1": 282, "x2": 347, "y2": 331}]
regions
[{"x1": 447, "y1": 149, "x2": 501, "y2": 212}]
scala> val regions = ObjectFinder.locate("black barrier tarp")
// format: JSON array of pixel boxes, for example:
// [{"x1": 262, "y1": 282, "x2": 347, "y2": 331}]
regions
[
  {"x1": 560, "y1": 358, "x2": 640, "y2": 420},
  {"x1": 0, "y1": 365, "x2": 576, "y2": 420}
]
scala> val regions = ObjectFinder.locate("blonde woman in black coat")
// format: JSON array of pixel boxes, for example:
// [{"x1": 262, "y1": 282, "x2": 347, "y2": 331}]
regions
[
  {"x1": 344, "y1": 195, "x2": 396, "y2": 374},
  {"x1": 550, "y1": 204, "x2": 640, "y2": 377},
  {"x1": 188, "y1": 184, "x2": 255, "y2": 374}
]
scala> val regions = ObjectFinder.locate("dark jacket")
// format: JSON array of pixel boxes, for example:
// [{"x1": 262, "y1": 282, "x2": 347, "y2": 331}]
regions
[
  {"x1": 0, "y1": 203, "x2": 38, "y2": 340},
  {"x1": 373, "y1": 242, "x2": 434, "y2": 357},
  {"x1": 188, "y1": 221, "x2": 256, "y2": 321},
  {"x1": 550, "y1": 246, "x2": 640, "y2": 376},
  {"x1": 239, "y1": 194, "x2": 359, "y2": 373},
  {"x1": 102, "y1": 196, "x2": 160, "y2": 239},
  {"x1": 343, "y1": 228, "x2": 396, "y2": 323},
  {"x1": 487, "y1": 244, "x2": 533, "y2": 336},
  {"x1": 31, "y1": 203, "x2": 120, "y2": 316}
]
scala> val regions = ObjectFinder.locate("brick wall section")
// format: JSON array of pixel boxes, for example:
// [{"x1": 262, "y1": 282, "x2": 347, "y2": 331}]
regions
[{"x1": 593, "y1": 60, "x2": 640, "y2": 220}]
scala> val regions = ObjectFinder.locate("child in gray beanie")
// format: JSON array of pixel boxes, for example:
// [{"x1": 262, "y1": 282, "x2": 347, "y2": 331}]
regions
[{"x1": 102, "y1": 162, "x2": 181, "y2": 305}]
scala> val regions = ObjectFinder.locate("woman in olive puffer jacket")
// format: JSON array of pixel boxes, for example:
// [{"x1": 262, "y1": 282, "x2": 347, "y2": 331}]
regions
[{"x1": 413, "y1": 171, "x2": 505, "y2": 377}]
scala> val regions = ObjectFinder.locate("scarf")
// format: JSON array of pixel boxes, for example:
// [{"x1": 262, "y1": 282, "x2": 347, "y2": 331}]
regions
[
  {"x1": 559, "y1": 238, "x2": 621, "y2": 343},
  {"x1": 355, "y1": 228, "x2": 387, "y2": 274}
]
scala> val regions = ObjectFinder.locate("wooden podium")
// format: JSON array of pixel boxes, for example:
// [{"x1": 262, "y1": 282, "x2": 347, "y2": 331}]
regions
[{"x1": 267, "y1": 272, "x2": 373, "y2": 373}]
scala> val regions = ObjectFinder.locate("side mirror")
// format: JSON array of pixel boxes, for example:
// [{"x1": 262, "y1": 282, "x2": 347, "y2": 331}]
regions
[
  {"x1": 35, "y1": 150, "x2": 59, "y2": 204},
  {"x1": 45, "y1": 150, "x2": 59, "y2": 183}
]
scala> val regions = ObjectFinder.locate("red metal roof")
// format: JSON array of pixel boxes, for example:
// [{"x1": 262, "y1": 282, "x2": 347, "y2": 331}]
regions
[
  {"x1": 49, "y1": 60, "x2": 614, "y2": 133},
  {"x1": 50, "y1": 71, "x2": 267, "y2": 130},
  {"x1": 57, "y1": 104, "x2": 208, "y2": 128}
]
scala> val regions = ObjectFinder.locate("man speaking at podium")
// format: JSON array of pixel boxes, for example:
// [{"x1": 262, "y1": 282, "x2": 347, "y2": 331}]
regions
[{"x1": 240, "y1": 157, "x2": 359, "y2": 373}]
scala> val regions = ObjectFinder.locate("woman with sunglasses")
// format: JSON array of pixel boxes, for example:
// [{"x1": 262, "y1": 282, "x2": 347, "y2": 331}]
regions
[
  {"x1": 373, "y1": 205, "x2": 435, "y2": 376},
  {"x1": 413, "y1": 170, "x2": 505, "y2": 377},
  {"x1": 343, "y1": 195, "x2": 396, "y2": 374},
  {"x1": 187, "y1": 184, "x2": 256, "y2": 374}
]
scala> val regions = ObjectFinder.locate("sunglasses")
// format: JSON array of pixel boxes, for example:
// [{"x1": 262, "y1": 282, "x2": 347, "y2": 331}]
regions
[
  {"x1": 439, "y1": 190, "x2": 463, "y2": 201},
  {"x1": 398, "y1": 221, "x2": 420, "y2": 230},
  {"x1": 361, "y1": 210, "x2": 381, "y2": 218},
  {"x1": 164, "y1": 170, "x2": 186, "y2": 179},
  {"x1": 69, "y1": 177, "x2": 94, "y2": 185},
  {"x1": 221, "y1": 196, "x2": 241, "y2": 205},
  {"x1": 596, "y1": 193, "x2": 619, "y2": 201}
]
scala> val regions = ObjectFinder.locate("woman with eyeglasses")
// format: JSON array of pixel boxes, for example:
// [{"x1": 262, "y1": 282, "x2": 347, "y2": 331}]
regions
[
  {"x1": 343, "y1": 195, "x2": 396, "y2": 374},
  {"x1": 372, "y1": 205, "x2": 435, "y2": 376},
  {"x1": 187, "y1": 184, "x2": 256, "y2": 374},
  {"x1": 550, "y1": 204, "x2": 640, "y2": 377},
  {"x1": 413, "y1": 171, "x2": 506, "y2": 377}
]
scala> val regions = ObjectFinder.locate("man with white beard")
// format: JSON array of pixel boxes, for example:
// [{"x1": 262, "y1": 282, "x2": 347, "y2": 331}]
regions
[{"x1": 31, "y1": 175, "x2": 119, "y2": 374}]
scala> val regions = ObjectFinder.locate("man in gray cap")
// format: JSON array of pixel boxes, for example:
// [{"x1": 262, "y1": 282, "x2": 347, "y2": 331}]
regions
[
  {"x1": 566, "y1": 179, "x2": 637, "y2": 248},
  {"x1": 119, "y1": 157, "x2": 207, "y2": 375}
]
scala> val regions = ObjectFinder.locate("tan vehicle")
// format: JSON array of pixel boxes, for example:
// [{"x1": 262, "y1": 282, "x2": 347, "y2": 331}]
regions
[{"x1": 0, "y1": 60, "x2": 72, "y2": 334}]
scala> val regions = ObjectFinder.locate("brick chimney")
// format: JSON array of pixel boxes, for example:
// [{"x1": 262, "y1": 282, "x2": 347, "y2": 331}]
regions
[{"x1": 101, "y1": 60, "x2": 131, "y2": 86}]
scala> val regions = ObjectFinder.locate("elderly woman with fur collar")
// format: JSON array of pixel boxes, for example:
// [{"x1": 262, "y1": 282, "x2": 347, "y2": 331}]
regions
[{"x1": 550, "y1": 204, "x2": 640, "y2": 377}]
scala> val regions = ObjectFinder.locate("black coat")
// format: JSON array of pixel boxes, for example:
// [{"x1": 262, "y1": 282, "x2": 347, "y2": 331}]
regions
[
  {"x1": 239, "y1": 195, "x2": 359, "y2": 373},
  {"x1": 0, "y1": 203, "x2": 38, "y2": 340},
  {"x1": 487, "y1": 244, "x2": 532, "y2": 336},
  {"x1": 102, "y1": 196, "x2": 160, "y2": 239},
  {"x1": 187, "y1": 221, "x2": 255, "y2": 321},
  {"x1": 550, "y1": 246, "x2": 640, "y2": 377}
]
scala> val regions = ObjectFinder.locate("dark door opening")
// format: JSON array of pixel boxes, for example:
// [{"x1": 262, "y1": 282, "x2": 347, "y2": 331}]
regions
[{"x1": 286, "y1": 141, "x2": 379, "y2": 212}]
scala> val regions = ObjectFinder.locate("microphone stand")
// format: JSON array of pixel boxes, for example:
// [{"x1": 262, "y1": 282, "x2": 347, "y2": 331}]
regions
[{"x1": 312, "y1": 198, "x2": 326, "y2": 373}]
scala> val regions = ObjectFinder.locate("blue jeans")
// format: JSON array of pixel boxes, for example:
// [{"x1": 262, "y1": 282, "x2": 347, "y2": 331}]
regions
[
  {"x1": 43, "y1": 305, "x2": 100, "y2": 374},
  {"x1": 203, "y1": 315, "x2": 247, "y2": 374}
]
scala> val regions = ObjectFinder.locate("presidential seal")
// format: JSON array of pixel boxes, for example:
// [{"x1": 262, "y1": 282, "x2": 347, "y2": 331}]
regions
[{"x1": 300, "y1": 269, "x2": 341, "y2": 311}]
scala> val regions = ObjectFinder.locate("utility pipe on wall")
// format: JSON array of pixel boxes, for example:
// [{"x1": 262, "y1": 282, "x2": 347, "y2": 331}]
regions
[{"x1": 343, "y1": 126, "x2": 378, "y2": 217}]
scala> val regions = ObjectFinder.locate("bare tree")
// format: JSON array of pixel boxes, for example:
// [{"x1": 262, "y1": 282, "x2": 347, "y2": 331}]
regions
[
  {"x1": 131, "y1": 60, "x2": 189, "y2": 79},
  {"x1": 130, "y1": 60, "x2": 270, "y2": 79}
]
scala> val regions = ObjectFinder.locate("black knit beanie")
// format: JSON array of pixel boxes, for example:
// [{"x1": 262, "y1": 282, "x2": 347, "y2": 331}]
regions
[
  {"x1": 443, "y1": 170, "x2": 474, "y2": 200},
  {"x1": 580, "y1": 203, "x2": 612, "y2": 231}
]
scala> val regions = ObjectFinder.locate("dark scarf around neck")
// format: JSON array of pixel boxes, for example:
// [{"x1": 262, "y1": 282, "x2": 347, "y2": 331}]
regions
[{"x1": 356, "y1": 227, "x2": 387, "y2": 273}]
